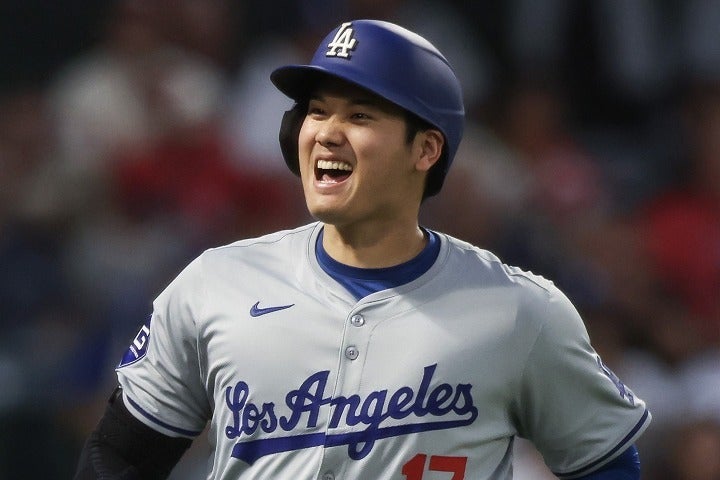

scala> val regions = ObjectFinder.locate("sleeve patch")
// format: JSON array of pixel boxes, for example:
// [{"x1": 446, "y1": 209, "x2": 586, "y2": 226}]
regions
[
  {"x1": 596, "y1": 355, "x2": 635, "y2": 406},
  {"x1": 118, "y1": 319, "x2": 151, "y2": 368}
]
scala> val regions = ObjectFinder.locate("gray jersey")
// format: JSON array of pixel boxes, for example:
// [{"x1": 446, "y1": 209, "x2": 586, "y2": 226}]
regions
[{"x1": 117, "y1": 222, "x2": 650, "y2": 479}]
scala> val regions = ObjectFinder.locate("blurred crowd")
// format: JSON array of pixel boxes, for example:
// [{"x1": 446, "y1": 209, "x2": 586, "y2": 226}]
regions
[{"x1": 1, "y1": 0, "x2": 719, "y2": 478}]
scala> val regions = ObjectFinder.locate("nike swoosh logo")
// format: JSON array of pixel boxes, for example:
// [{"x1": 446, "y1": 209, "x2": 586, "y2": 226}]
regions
[{"x1": 249, "y1": 301, "x2": 295, "y2": 317}]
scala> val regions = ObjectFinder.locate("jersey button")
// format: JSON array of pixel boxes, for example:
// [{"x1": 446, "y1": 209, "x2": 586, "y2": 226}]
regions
[
  {"x1": 321, "y1": 471, "x2": 335, "y2": 480},
  {"x1": 350, "y1": 314, "x2": 365, "y2": 327},
  {"x1": 345, "y1": 346, "x2": 359, "y2": 360}
]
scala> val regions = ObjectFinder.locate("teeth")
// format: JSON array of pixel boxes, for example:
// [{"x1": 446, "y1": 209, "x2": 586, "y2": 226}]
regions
[{"x1": 317, "y1": 159, "x2": 352, "y2": 171}]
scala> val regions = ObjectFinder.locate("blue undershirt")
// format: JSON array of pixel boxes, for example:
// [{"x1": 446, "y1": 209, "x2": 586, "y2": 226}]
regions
[
  {"x1": 315, "y1": 227, "x2": 640, "y2": 479},
  {"x1": 575, "y1": 445, "x2": 640, "y2": 479},
  {"x1": 315, "y1": 227, "x2": 440, "y2": 301}
]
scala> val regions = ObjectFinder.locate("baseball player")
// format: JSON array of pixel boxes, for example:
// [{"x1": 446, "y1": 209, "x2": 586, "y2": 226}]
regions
[{"x1": 74, "y1": 20, "x2": 650, "y2": 479}]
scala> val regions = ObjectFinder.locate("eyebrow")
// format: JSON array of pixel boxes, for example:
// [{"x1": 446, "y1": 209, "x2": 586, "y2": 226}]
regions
[
  {"x1": 308, "y1": 93, "x2": 402, "y2": 117},
  {"x1": 308, "y1": 93, "x2": 381, "y2": 107}
]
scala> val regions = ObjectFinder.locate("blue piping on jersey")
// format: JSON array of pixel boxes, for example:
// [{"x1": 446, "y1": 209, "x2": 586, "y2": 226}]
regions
[
  {"x1": 575, "y1": 445, "x2": 640, "y2": 480},
  {"x1": 125, "y1": 394, "x2": 202, "y2": 437},
  {"x1": 554, "y1": 409, "x2": 650, "y2": 478}
]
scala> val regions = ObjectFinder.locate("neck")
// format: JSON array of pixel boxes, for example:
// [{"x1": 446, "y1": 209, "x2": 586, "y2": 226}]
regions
[{"x1": 322, "y1": 220, "x2": 427, "y2": 268}]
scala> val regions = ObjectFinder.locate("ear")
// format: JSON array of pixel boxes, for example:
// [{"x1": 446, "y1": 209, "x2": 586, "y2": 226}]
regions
[{"x1": 414, "y1": 129, "x2": 444, "y2": 173}]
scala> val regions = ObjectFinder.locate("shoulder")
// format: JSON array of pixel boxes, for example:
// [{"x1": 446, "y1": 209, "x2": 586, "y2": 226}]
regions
[
  {"x1": 435, "y1": 232, "x2": 579, "y2": 332},
  {"x1": 157, "y1": 223, "x2": 318, "y2": 303},
  {"x1": 194, "y1": 222, "x2": 318, "y2": 269},
  {"x1": 205, "y1": 222, "x2": 318, "y2": 256},
  {"x1": 439, "y1": 232, "x2": 557, "y2": 296}
]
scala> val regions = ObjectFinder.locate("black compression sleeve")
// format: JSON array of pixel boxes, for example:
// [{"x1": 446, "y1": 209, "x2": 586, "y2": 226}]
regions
[{"x1": 74, "y1": 388, "x2": 193, "y2": 480}]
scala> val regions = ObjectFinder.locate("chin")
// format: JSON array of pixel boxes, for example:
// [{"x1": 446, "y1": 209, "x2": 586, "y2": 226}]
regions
[
  {"x1": 304, "y1": 191, "x2": 343, "y2": 219},
  {"x1": 307, "y1": 206, "x2": 346, "y2": 225}
]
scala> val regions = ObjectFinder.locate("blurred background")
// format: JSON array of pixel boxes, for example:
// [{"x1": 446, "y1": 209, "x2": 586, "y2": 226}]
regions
[{"x1": 1, "y1": 0, "x2": 719, "y2": 478}]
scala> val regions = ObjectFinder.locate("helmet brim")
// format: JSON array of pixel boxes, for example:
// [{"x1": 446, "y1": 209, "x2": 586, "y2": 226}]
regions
[{"x1": 271, "y1": 64, "x2": 375, "y2": 103}]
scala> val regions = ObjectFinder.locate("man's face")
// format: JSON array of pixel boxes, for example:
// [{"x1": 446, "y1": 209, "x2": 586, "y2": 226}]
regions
[{"x1": 297, "y1": 80, "x2": 433, "y2": 229}]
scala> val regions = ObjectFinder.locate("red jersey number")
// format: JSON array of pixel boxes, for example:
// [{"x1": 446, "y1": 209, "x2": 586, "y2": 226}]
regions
[{"x1": 402, "y1": 454, "x2": 468, "y2": 480}]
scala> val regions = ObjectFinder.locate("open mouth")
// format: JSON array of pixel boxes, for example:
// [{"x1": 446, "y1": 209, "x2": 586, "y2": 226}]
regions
[{"x1": 315, "y1": 159, "x2": 353, "y2": 183}]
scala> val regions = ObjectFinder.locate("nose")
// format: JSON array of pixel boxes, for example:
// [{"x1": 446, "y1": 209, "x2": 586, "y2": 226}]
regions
[{"x1": 315, "y1": 115, "x2": 344, "y2": 148}]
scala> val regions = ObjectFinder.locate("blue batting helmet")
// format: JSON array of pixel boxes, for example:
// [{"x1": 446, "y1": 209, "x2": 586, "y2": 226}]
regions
[{"x1": 271, "y1": 19, "x2": 465, "y2": 198}]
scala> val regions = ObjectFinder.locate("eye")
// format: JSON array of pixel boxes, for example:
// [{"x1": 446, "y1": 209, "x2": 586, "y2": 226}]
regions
[
  {"x1": 307, "y1": 106, "x2": 326, "y2": 117},
  {"x1": 350, "y1": 112, "x2": 371, "y2": 121}
]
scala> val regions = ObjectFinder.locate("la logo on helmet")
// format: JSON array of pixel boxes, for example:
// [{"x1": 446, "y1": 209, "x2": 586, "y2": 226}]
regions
[{"x1": 326, "y1": 22, "x2": 358, "y2": 58}]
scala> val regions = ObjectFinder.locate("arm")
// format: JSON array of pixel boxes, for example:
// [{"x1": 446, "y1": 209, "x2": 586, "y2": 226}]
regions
[
  {"x1": 575, "y1": 444, "x2": 640, "y2": 480},
  {"x1": 512, "y1": 284, "x2": 650, "y2": 476},
  {"x1": 74, "y1": 388, "x2": 192, "y2": 480}
]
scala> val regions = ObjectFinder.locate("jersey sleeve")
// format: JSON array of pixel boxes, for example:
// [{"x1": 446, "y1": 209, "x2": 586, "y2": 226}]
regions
[
  {"x1": 115, "y1": 255, "x2": 211, "y2": 438},
  {"x1": 513, "y1": 283, "x2": 651, "y2": 478}
]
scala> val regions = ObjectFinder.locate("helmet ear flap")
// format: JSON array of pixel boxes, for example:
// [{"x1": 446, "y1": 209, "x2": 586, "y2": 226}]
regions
[{"x1": 279, "y1": 102, "x2": 306, "y2": 176}]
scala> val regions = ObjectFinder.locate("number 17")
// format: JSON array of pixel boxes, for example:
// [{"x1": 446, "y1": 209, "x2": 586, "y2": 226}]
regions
[{"x1": 402, "y1": 454, "x2": 468, "y2": 480}]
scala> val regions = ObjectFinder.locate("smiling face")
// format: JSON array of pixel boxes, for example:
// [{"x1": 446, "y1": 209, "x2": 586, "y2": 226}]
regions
[{"x1": 297, "y1": 79, "x2": 443, "y2": 232}]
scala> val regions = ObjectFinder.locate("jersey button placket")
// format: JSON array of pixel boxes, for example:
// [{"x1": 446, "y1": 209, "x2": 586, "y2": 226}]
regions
[
  {"x1": 320, "y1": 309, "x2": 368, "y2": 478},
  {"x1": 345, "y1": 314, "x2": 364, "y2": 360}
]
